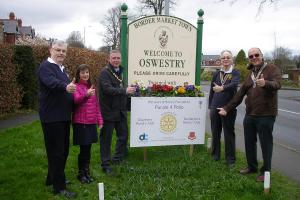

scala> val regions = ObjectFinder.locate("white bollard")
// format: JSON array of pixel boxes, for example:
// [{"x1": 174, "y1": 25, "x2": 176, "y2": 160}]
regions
[
  {"x1": 264, "y1": 171, "x2": 270, "y2": 194},
  {"x1": 98, "y1": 182, "x2": 104, "y2": 200},
  {"x1": 207, "y1": 137, "x2": 212, "y2": 149}
]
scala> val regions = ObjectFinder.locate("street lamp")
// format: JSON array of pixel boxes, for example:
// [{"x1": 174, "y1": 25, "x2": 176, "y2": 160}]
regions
[{"x1": 83, "y1": 25, "x2": 92, "y2": 46}]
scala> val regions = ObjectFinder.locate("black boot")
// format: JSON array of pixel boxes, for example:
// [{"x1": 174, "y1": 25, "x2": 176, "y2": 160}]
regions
[
  {"x1": 78, "y1": 158, "x2": 90, "y2": 184},
  {"x1": 84, "y1": 161, "x2": 94, "y2": 182},
  {"x1": 77, "y1": 170, "x2": 90, "y2": 184}
]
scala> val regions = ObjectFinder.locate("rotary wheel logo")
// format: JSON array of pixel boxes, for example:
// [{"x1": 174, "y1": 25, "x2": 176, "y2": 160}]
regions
[{"x1": 160, "y1": 113, "x2": 177, "y2": 134}]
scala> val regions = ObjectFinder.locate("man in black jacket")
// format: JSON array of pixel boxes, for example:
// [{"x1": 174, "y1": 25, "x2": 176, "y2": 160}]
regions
[
  {"x1": 98, "y1": 50, "x2": 135, "y2": 174},
  {"x1": 37, "y1": 40, "x2": 76, "y2": 198}
]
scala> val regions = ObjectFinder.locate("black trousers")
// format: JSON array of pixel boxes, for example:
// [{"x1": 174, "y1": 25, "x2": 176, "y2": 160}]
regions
[
  {"x1": 100, "y1": 115, "x2": 128, "y2": 168},
  {"x1": 42, "y1": 121, "x2": 70, "y2": 193},
  {"x1": 210, "y1": 108, "x2": 237, "y2": 163},
  {"x1": 243, "y1": 115, "x2": 275, "y2": 173}
]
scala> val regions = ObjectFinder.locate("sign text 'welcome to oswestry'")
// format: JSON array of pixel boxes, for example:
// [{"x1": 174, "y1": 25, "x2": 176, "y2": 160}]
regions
[{"x1": 128, "y1": 16, "x2": 197, "y2": 86}]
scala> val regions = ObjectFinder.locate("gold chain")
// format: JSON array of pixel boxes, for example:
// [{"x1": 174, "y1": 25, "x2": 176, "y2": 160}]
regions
[
  {"x1": 220, "y1": 72, "x2": 230, "y2": 86},
  {"x1": 106, "y1": 66, "x2": 123, "y2": 83}
]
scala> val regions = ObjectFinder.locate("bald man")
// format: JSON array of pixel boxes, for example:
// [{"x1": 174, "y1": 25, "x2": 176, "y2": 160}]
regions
[{"x1": 218, "y1": 47, "x2": 281, "y2": 182}]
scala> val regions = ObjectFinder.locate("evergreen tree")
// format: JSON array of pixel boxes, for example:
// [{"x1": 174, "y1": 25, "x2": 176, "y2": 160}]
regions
[
  {"x1": 13, "y1": 45, "x2": 37, "y2": 109},
  {"x1": 234, "y1": 49, "x2": 248, "y2": 82}
]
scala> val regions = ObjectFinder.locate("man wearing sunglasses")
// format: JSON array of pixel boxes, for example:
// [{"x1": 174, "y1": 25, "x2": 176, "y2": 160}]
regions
[{"x1": 218, "y1": 47, "x2": 281, "y2": 182}]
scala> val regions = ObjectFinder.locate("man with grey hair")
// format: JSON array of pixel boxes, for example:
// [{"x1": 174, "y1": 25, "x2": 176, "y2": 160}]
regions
[
  {"x1": 98, "y1": 50, "x2": 135, "y2": 174},
  {"x1": 38, "y1": 40, "x2": 76, "y2": 198},
  {"x1": 218, "y1": 47, "x2": 281, "y2": 182}
]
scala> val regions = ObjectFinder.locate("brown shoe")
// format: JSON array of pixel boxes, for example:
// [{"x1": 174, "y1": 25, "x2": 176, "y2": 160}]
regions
[
  {"x1": 256, "y1": 174, "x2": 264, "y2": 182},
  {"x1": 239, "y1": 167, "x2": 257, "y2": 175}
]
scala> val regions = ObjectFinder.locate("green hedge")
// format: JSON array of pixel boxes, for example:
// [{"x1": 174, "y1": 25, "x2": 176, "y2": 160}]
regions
[
  {"x1": 14, "y1": 45, "x2": 38, "y2": 109},
  {"x1": 0, "y1": 45, "x2": 108, "y2": 115},
  {"x1": 0, "y1": 44, "x2": 22, "y2": 114}
]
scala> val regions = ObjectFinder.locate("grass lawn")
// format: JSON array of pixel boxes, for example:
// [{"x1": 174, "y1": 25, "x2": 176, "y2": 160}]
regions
[{"x1": 0, "y1": 121, "x2": 299, "y2": 200}]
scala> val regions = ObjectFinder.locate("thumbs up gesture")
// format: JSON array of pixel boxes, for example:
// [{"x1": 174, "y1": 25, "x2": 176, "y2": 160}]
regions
[
  {"x1": 66, "y1": 78, "x2": 76, "y2": 93},
  {"x1": 87, "y1": 85, "x2": 95, "y2": 97},
  {"x1": 255, "y1": 74, "x2": 265, "y2": 87},
  {"x1": 212, "y1": 82, "x2": 224, "y2": 93}
]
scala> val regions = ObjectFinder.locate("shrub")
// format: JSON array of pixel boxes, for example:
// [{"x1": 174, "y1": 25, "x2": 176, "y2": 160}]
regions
[
  {"x1": 13, "y1": 45, "x2": 38, "y2": 109},
  {"x1": 235, "y1": 50, "x2": 248, "y2": 82},
  {"x1": 64, "y1": 47, "x2": 108, "y2": 85},
  {"x1": 200, "y1": 70, "x2": 213, "y2": 81},
  {"x1": 32, "y1": 45, "x2": 49, "y2": 66},
  {"x1": 0, "y1": 44, "x2": 22, "y2": 114},
  {"x1": 235, "y1": 64, "x2": 249, "y2": 82}
]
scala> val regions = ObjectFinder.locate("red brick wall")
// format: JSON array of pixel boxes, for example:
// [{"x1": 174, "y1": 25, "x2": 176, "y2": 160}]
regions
[{"x1": 5, "y1": 34, "x2": 16, "y2": 44}]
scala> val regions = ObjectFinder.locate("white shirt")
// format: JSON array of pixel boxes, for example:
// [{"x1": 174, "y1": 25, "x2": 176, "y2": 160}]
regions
[
  {"x1": 220, "y1": 65, "x2": 233, "y2": 74},
  {"x1": 47, "y1": 57, "x2": 65, "y2": 72}
]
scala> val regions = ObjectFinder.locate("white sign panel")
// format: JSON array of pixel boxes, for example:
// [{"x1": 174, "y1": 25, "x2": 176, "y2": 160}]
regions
[
  {"x1": 130, "y1": 97, "x2": 206, "y2": 147},
  {"x1": 128, "y1": 16, "x2": 197, "y2": 86}
]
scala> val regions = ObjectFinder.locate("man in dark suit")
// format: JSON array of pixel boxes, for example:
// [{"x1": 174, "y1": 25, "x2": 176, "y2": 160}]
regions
[
  {"x1": 37, "y1": 40, "x2": 76, "y2": 198},
  {"x1": 98, "y1": 50, "x2": 135, "y2": 174}
]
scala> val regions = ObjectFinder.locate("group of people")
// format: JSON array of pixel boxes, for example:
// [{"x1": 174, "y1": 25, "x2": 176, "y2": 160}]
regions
[
  {"x1": 209, "y1": 48, "x2": 281, "y2": 182},
  {"x1": 37, "y1": 41, "x2": 135, "y2": 198},
  {"x1": 38, "y1": 41, "x2": 281, "y2": 198}
]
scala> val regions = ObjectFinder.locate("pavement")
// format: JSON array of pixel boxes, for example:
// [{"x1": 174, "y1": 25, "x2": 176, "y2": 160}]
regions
[{"x1": 0, "y1": 112, "x2": 39, "y2": 131}]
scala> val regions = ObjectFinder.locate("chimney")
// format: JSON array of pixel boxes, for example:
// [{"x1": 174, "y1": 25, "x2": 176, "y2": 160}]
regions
[
  {"x1": 17, "y1": 19, "x2": 22, "y2": 27},
  {"x1": 9, "y1": 12, "x2": 15, "y2": 20}
]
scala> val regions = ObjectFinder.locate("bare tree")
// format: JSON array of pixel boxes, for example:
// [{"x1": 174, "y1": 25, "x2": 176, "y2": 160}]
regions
[
  {"x1": 101, "y1": 5, "x2": 136, "y2": 51},
  {"x1": 272, "y1": 46, "x2": 294, "y2": 72},
  {"x1": 293, "y1": 55, "x2": 300, "y2": 69},
  {"x1": 66, "y1": 31, "x2": 85, "y2": 48},
  {"x1": 218, "y1": 0, "x2": 279, "y2": 17},
  {"x1": 101, "y1": 6, "x2": 121, "y2": 50},
  {"x1": 137, "y1": 0, "x2": 177, "y2": 16}
]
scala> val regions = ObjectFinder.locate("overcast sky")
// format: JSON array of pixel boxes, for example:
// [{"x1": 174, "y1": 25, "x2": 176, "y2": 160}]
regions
[{"x1": 1, "y1": 0, "x2": 300, "y2": 56}]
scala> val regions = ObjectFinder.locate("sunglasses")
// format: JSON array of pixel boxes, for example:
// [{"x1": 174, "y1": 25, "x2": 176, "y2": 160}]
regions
[{"x1": 248, "y1": 54, "x2": 260, "y2": 59}]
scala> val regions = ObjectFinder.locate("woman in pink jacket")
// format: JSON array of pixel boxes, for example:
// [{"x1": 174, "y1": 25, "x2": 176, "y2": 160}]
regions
[{"x1": 72, "y1": 64, "x2": 103, "y2": 184}]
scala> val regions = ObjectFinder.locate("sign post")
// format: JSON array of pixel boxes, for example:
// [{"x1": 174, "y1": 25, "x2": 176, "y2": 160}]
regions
[
  {"x1": 120, "y1": 3, "x2": 128, "y2": 86},
  {"x1": 195, "y1": 9, "x2": 204, "y2": 85}
]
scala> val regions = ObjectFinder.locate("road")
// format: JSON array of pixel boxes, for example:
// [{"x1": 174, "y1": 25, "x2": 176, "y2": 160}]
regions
[{"x1": 202, "y1": 84, "x2": 300, "y2": 183}]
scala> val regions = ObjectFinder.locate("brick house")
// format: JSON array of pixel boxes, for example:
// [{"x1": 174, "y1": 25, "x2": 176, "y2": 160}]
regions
[
  {"x1": 202, "y1": 55, "x2": 221, "y2": 71},
  {"x1": 0, "y1": 12, "x2": 35, "y2": 44}
]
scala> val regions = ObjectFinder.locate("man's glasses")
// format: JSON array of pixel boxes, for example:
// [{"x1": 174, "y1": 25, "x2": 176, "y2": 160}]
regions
[
  {"x1": 52, "y1": 48, "x2": 66, "y2": 53},
  {"x1": 248, "y1": 53, "x2": 260, "y2": 59}
]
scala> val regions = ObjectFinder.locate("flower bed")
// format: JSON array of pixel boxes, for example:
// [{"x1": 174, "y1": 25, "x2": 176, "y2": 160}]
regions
[{"x1": 132, "y1": 81, "x2": 204, "y2": 97}]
